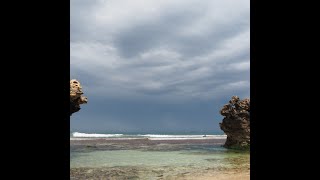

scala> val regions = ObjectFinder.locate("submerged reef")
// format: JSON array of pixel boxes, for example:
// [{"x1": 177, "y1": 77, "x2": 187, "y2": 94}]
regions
[
  {"x1": 219, "y1": 96, "x2": 250, "y2": 149},
  {"x1": 70, "y1": 79, "x2": 87, "y2": 116}
]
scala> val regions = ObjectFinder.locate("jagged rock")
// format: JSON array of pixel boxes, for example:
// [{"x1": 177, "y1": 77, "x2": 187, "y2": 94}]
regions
[
  {"x1": 70, "y1": 79, "x2": 87, "y2": 116},
  {"x1": 219, "y1": 96, "x2": 250, "y2": 149}
]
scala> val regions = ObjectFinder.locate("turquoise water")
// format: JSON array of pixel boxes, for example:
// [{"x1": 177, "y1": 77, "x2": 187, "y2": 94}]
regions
[
  {"x1": 71, "y1": 149, "x2": 248, "y2": 168},
  {"x1": 70, "y1": 142, "x2": 249, "y2": 179}
]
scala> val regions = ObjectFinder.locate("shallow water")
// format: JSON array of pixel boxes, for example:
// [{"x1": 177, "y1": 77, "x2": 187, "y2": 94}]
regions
[{"x1": 70, "y1": 140, "x2": 249, "y2": 179}]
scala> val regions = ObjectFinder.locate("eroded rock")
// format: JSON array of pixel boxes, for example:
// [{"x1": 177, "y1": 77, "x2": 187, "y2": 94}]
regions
[
  {"x1": 219, "y1": 96, "x2": 250, "y2": 149},
  {"x1": 70, "y1": 79, "x2": 87, "y2": 116}
]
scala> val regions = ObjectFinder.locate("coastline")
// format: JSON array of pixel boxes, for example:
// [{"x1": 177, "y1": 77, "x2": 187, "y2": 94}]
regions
[{"x1": 71, "y1": 166, "x2": 249, "y2": 180}]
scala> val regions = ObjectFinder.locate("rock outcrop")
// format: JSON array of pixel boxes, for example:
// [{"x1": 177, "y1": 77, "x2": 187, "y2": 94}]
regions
[
  {"x1": 219, "y1": 96, "x2": 250, "y2": 149},
  {"x1": 70, "y1": 79, "x2": 87, "y2": 116}
]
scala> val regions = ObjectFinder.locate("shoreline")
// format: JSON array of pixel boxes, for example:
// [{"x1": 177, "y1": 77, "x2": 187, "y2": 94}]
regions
[{"x1": 70, "y1": 165, "x2": 249, "y2": 180}]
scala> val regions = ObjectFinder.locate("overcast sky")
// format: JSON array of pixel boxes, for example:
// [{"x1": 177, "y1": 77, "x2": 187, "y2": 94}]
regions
[{"x1": 70, "y1": 0, "x2": 250, "y2": 134}]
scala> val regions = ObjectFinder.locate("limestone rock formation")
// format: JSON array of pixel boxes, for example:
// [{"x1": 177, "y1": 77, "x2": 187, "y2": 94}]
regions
[
  {"x1": 219, "y1": 96, "x2": 250, "y2": 149},
  {"x1": 70, "y1": 79, "x2": 87, "y2": 116}
]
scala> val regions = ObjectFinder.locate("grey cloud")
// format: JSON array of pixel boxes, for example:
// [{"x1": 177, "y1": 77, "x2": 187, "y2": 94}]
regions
[
  {"x1": 71, "y1": 0, "x2": 250, "y2": 101},
  {"x1": 112, "y1": 12, "x2": 198, "y2": 58}
]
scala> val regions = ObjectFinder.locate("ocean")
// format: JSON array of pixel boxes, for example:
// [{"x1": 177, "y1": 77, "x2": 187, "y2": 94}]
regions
[{"x1": 70, "y1": 132, "x2": 249, "y2": 179}]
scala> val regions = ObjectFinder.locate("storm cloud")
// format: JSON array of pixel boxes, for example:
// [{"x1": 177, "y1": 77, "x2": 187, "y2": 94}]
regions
[{"x1": 70, "y1": 0, "x2": 250, "y2": 133}]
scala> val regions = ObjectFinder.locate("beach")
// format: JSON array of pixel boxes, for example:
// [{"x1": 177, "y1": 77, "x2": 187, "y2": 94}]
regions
[
  {"x1": 71, "y1": 166, "x2": 249, "y2": 180},
  {"x1": 70, "y1": 135, "x2": 249, "y2": 179}
]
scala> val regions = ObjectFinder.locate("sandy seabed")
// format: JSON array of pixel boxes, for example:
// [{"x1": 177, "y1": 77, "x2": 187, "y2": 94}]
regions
[{"x1": 70, "y1": 138, "x2": 249, "y2": 180}]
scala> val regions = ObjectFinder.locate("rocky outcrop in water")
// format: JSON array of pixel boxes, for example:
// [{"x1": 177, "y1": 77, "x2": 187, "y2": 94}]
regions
[
  {"x1": 70, "y1": 79, "x2": 87, "y2": 116},
  {"x1": 219, "y1": 96, "x2": 250, "y2": 149}
]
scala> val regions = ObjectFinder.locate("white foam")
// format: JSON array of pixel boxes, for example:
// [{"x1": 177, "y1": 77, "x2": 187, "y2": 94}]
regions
[
  {"x1": 71, "y1": 132, "x2": 227, "y2": 140},
  {"x1": 72, "y1": 132, "x2": 123, "y2": 138}
]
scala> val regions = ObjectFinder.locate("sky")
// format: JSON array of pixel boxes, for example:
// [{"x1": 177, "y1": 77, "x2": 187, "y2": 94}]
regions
[{"x1": 70, "y1": 0, "x2": 250, "y2": 134}]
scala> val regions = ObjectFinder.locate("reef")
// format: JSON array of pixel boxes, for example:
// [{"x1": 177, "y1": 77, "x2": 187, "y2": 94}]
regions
[
  {"x1": 70, "y1": 79, "x2": 87, "y2": 116},
  {"x1": 219, "y1": 96, "x2": 250, "y2": 149}
]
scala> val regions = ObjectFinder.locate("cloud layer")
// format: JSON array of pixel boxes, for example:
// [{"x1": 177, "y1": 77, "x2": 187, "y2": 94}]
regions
[
  {"x1": 71, "y1": 0, "x2": 250, "y2": 101},
  {"x1": 70, "y1": 0, "x2": 250, "y2": 132}
]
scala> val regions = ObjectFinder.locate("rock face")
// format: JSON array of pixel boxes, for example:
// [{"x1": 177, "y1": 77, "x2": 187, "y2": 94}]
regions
[
  {"x1": 70, "y1": 79, "x2": 87, "y2": 116},
  {"x1": 219, "y1": 96, "x2": 250, "y2": 149}
]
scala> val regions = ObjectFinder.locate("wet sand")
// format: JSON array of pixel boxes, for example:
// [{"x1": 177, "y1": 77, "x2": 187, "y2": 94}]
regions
[{"x1": 70, "y1": 166, "x2": 249, "y2": 180}]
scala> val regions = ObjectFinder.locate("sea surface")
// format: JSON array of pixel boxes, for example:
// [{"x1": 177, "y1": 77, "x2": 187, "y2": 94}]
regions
[{"x1": 70, "y1": 132, "x2": 250, "y2": 180}]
